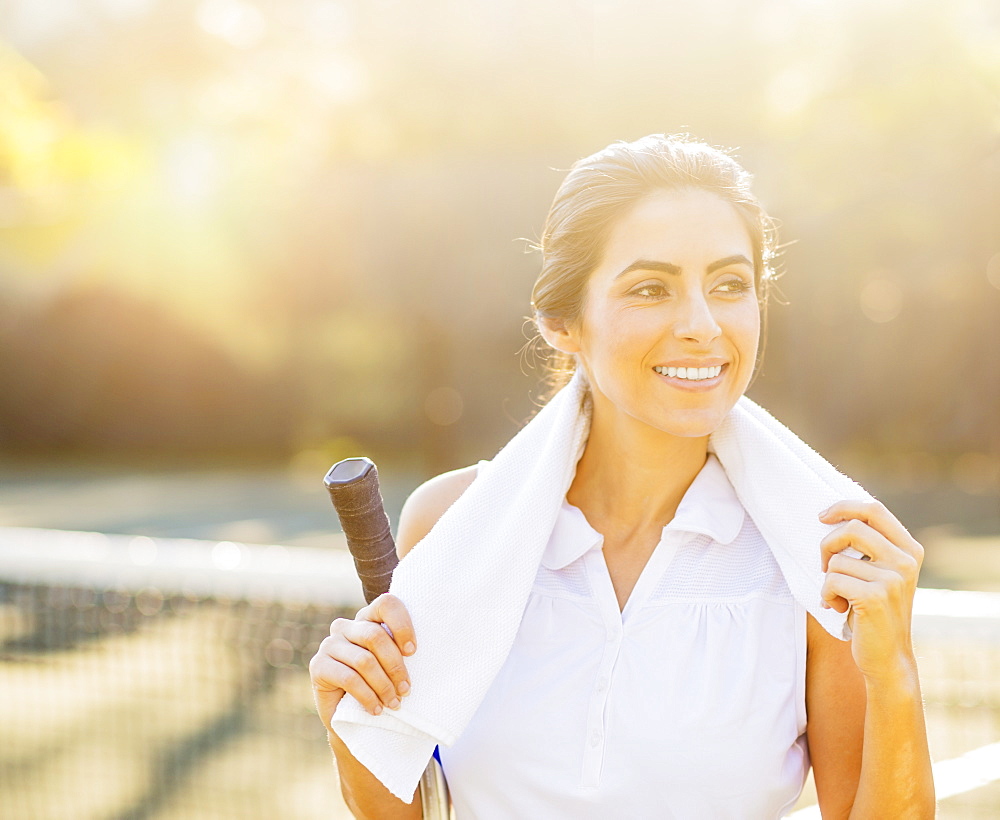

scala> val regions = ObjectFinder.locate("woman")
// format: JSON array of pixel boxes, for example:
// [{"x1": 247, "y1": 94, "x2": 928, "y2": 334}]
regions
[{"x1": 310, "y1": 135, "x2": 935, "y2": 818}]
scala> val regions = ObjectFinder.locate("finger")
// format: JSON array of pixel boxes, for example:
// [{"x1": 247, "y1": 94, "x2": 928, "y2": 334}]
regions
[
  {"x1": 820, "y1": 572, "x2": 868, "y2": 613},
  {"x1": 819, "y1": 500, "x2": 922, "y2": 562},
  {"x1": 822, "y1": 563, "x2": 903, "y2": 612},
  {"x1": 362, "y1": 594, "x2": 417, "y2": 656},
  {"x1": 343, "y1": 619, "x2": 411, "y2": 698},
  {"x1": 310, "y1": 650, "x2": 385, "y2": 718},
  {"x1": 826, "y1": 551, "x2": 884, "y2": 582},
  {"x1": 330, "y1": 640, "x2": 402, "y2": 712},
  {"x1": 820, "y1": 518, "x2": 899, "y2": 571},
  {"x1": 314, "y1": 633, "x2": 401, "y2": 713}
]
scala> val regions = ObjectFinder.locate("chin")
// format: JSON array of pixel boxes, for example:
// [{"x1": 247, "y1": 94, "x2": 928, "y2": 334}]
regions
[{"x1": 652, "y1": 407, "x2": 734, "y2": 439}]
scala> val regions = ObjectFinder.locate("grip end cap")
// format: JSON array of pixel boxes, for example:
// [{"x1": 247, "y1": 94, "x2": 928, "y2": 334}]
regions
[{"x1": 324, "y1": 457, "x2": 375, "y2": 487}]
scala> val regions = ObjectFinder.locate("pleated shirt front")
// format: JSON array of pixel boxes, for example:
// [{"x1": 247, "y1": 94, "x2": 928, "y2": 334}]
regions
[{"x1": 438, "y1": 455, "x2": 809, "y2": 819}]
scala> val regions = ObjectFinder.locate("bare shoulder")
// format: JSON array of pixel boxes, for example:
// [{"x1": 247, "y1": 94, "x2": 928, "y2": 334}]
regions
[{"x1": 395, "y1": 464, "x2": 480, "y2": 558}]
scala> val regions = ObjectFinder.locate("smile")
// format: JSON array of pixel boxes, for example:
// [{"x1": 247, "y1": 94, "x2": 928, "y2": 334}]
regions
[{"x1": 653, "y1": 365, "x2": 723, "y2": 380}]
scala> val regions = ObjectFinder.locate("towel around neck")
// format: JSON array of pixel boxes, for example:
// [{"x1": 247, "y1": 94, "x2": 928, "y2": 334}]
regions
[{"x1": 330, "y1": 370, "x2": 869, "y2": 801}]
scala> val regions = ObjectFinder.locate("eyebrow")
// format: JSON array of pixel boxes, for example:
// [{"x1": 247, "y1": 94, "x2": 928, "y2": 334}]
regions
[{"x1": 614, "y1": 254, "x2": 753, "y2": 280}]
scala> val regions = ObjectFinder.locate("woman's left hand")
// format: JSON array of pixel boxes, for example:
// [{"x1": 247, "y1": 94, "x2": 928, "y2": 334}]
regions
[{"x1": 818, "y1": 500, "x2": 924, "y2": 681}]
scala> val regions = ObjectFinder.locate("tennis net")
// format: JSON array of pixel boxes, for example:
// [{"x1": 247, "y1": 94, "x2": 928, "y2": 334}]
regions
[{"x1": 1, "y1": 526, "x2": 998, "y2": 819}]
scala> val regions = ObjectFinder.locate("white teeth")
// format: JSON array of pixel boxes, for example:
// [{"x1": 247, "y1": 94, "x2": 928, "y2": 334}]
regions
[{"x1": 655, "y1": 365, "x2": 723, "y2": 380}]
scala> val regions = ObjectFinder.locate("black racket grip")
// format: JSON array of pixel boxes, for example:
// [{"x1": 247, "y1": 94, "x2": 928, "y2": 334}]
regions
[{"x1": 324, "y1": 457, "x2": 399, "y2": 604}]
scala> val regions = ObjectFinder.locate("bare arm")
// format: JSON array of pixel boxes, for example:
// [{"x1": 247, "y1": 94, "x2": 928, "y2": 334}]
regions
[
  {"x1": 395, "y1": 464, "x2": 479, "y2": 560},
  {"x1": 309, "y1": 464, "x2": 478, "y2": 819},
  {"x1": 807, "y1": 501, "x2": 935, "y2": 819}
]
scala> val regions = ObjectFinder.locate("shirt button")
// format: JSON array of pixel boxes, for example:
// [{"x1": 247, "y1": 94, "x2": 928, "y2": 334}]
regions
[
  {"x1": 606, "y1": 628, "x2": 619, "y2": 642},
  {"x1": 590, "y1": 730, "x2": 601, "y2": 747},
  {"x1": 596, "y1": 677, "x2": 609, "y2": 693}
]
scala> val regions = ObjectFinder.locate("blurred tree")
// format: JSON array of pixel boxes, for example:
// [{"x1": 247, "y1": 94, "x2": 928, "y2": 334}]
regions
[{"x1": 0, "y1": 0, "x2": 995, "y2": 512}]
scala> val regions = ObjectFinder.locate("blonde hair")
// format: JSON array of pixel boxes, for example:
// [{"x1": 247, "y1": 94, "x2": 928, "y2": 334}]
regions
[{"x1": 530, "y1": 134, "x2": 778, "y2": 393}]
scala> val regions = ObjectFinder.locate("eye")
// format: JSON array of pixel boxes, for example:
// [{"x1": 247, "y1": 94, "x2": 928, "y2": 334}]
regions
[
  {"x1": 714, "y1": 277, "x2": 753, "y2": 295},
  {"x1": 629, "y1": 282, "x2": 669, "y2": 299}
]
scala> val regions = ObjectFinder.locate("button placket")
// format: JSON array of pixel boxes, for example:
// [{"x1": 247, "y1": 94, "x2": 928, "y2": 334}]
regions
[{"x1": 581, "y1": 549, "x2": 624, "y2": 788}]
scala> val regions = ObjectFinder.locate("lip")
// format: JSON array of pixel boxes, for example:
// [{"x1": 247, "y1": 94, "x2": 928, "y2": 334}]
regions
[{"x1": 653, "y1": 362, "x2": 729, "y2": 392}]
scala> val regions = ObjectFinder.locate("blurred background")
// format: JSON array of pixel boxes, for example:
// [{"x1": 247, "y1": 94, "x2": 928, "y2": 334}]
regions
[
  {"x1": 0, "y1": 0, "x2": 998, "y2": 547},
  {"x1": 0, "y1": 0, "x2": 999, "y2": 817}
]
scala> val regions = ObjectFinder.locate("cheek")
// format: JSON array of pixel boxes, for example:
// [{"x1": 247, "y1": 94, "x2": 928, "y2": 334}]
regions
[
  {"x1": 712, "y1": 297, "x2": 759, "y2": 355},
  {"x1": 734, "y1": 307, "x2": 762, "y2": 367},
  {"x1": 576, "y1": 302, "x2": 638, "y2": 354}
]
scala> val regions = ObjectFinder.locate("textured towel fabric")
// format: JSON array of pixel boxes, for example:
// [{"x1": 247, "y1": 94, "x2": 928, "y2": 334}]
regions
[{"x1": 330, "y1": 371, "x2": 872, "y2": 802}]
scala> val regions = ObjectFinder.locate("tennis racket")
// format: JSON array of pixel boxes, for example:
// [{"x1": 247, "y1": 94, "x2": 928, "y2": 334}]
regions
[
  {"x1": 323, "y1": 457, "x2": 451, "y2": 818},
  {"x1": 324, "y1": 457, "x2": 398, "y2": 605}
]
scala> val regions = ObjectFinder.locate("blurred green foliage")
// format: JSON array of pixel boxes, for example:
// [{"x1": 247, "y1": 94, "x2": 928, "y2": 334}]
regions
[{"x1": 0, "y1": 0, "x2": 997, "y2": 489}]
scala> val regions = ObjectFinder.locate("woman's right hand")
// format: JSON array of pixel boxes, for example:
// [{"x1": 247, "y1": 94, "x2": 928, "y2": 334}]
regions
[{"x1": 309, "y1": 593, "x2": 417, "y2": 733}]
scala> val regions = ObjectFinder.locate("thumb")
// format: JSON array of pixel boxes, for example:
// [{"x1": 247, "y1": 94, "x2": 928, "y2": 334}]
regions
[{"x1": 313, "y1": 685, "x2": 346, "y2": 731}]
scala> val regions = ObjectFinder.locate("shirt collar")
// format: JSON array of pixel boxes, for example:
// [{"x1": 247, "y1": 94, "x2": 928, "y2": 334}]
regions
[
  {"x1": 541, "y1": 499, "x2": 604, "y2": 570},
  {"x1": 666, "y1": 454, "x2": 745, "y2": 545},
  {"x1": 541, "y1": 454, "x2": 745, "y2": 571}
]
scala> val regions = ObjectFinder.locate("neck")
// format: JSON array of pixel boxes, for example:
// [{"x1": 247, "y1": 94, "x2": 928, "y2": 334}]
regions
[{"x1": 566, "y1": 395, "x2": 709, "y2": 537}]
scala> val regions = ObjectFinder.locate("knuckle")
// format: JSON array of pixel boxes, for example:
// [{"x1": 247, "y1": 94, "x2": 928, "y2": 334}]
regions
[
  {"x1": 366, "y1": 623, "x2": 395, "y2": 653},
  {"x1": 310, "y1": 657, "x2": 344, "y2": 689},
  {"x1": 330, "y1": 617, "x2": 351, "y2": 636},
  {"x1": 342, "y1": 669, "x2": 375, "y2": 704},
  {"x1": 372, "y1": 593, "x2": 396, "y2": 613},
  {"x1": 381, "y1": 594, "x2": 408, "y2": 620},
  {"x1": 844, "y1": 519, "x2": 866, "y2": 538},
  {"x1": 829, "y1": 552, "x2": 857, "y2": 573},
  {"x1": 384, "y1": 659, "x2": 407, "y2": 681},
  {"x1": 355, "y1": 649, "x2": 382, "y2": 676},
  {"x1": 358, "y1": 620, "x2": 384, "y2": 643},
  {"x1": 317, "y1": 635, "x2": 340, "y2": 656}
]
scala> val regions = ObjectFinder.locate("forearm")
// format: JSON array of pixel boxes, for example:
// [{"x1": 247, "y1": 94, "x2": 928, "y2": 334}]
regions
[
  {"x1": 327, "y1": 729, "x2": 423, "y2": 820},
  {"x1": 849, "y1": 657, "x2": 935, "y2": 819}
]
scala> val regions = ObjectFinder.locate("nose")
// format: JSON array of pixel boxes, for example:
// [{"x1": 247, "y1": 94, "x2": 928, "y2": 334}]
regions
[{"x1": 673, "y1": 289, "x2": 722, "y2": 344}]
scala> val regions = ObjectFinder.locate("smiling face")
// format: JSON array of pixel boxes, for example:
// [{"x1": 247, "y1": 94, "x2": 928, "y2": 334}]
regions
[{"x1": 542, "y1": 187, "x2": 761, "y2": 440}]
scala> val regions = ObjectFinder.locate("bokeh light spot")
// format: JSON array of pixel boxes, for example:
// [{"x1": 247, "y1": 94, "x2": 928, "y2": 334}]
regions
[
  {"x1": 264, "y1": 638, "x2": 294, "y2": 668},
  {"x1": 164, "y1": 135, "x2": 221, "y2": 208},
  {"x1": 987, "y1": 252, "x2": 1000, "y2": 290},
  {"x1": 212, "y1": 540, "x2": 243, "y2": 571},
  {"x1": 860, "y1": 278, "x2": 903, "y2": 323},
  {"x1": 196, "y1": 0, "x2": 266, "y2": 49},
  {"x1": 768, "y1": 67, "x2": 814, "y2": 116},
  {"x1": 424, "y1": 387, "x2": 463, "y2": 426},
  {"x1": 135, "y1": 587, "x2": 164, "y2": 616}
]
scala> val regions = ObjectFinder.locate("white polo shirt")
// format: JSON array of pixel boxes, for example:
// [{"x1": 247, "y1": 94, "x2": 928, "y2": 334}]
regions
[{"x1": 438, "y1": 455, "x2": 809, "y2": 819}]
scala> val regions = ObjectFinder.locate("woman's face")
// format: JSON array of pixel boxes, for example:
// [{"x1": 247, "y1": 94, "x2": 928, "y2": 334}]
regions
[{"x1": 551, "y1": 188, "x2": 760, "y2": 440}]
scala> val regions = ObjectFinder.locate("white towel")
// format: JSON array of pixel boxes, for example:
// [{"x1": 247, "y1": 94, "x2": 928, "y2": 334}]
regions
[{"x1": 330, "y1": 370, "x2": 872, "y2": 802}]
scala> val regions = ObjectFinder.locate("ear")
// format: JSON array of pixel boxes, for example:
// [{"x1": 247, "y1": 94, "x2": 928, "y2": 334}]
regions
[{"x1": 537, "y1": 315, "x2": 581, "y2": 354}]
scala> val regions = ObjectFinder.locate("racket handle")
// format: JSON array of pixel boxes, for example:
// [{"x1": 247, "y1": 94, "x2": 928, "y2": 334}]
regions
[{"x1": 324, "y1": 457, "x2": 399, "y2": 604}]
